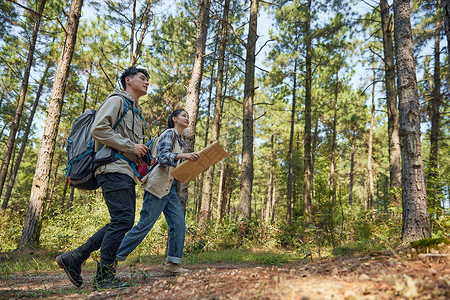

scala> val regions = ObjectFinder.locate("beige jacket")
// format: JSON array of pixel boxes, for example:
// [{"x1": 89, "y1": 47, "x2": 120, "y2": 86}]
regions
[
  {"x1": 91, "y1": 89, "x2": 144, "y2": 183},
  {"x1": 141, "y1": 128, "x2": 182, "y2": 198}
]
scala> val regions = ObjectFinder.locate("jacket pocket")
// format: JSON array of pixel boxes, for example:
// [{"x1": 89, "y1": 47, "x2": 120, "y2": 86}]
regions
[{"x1": 125, "y1": 119, "x2": 143, "y2": 143}]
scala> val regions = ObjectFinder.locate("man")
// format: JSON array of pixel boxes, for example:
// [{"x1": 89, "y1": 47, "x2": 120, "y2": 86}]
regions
[{"x1": 56, "y1": 67, "x2": 150, "y2": 290}]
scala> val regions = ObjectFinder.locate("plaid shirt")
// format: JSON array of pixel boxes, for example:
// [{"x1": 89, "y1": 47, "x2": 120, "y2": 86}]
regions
[{"x1": 157, "y1": 129, "x2": 184, "y2": 167}]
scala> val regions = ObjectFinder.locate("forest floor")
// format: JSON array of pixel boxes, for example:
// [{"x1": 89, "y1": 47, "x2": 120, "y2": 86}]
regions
[{"x1": 0, "y1": 245, "x2": 449, "y2": 300}]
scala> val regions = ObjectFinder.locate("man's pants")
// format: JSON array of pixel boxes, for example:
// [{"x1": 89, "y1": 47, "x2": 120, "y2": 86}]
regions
[{"x1": 74, "y1": 173, "x2": 136, "y2": 265}]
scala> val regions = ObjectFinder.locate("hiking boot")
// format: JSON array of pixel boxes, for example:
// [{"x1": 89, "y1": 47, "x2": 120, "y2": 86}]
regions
[
  {"x1": 163, "y1": 262, "x2": 188, "y2": 276},
  {"x1": 56, "y1": 251, "x2": 87, "y2": 287},
  {"x1": 93, "y1": 261, "x2": 130, "y2": 291}
]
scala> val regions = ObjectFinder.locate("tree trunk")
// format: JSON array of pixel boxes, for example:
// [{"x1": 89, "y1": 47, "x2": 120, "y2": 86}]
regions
[
  {"x1": 200, "y1": 0, "x2": 230, "y2": 228},
  {"x1": 197, "y1": 50, "x2": 216, "y2": 225},
  {"x1": 2, "y1": 60, "x2": 52, "y2": 209},
  {"x1": 349, "y1": 134, "x2": 356, "y2": 205},
  {"x1": 286, "y1": 59, "x2": 298, "y2": 224},
  {"x1": 238, "y1": 0, "x2": 258, "y2": 221},
  {"x1": 62, "y1": 177, "x2": 69, "y2": 209},
  {"x1": 380, "y1": 0, "x2": 401, "y2": 206},
  {"x1": 427, "y1": 4, "x2": 442, "y2": 211},
  {"x1": 368, "y1": 57, "x2": 376, "y2": 211},
  {"x1": 329, "y1": 71, "x2": 339, "y2": 207},
  {"x1": 0, "y1": 0, "x2": 47, "y2": 200},
  {"x1": 46, "y1": 150, "x2": 64, "y2": 212},
  {"x1": 303, "y1": 0, "x2": 312, "y2": 212},
  {"x1": 130, "y1": 0, "x2": 152, "y2": 66},
  {"x1": 265, "y1": 134, "x2": 275, "y2": 225},
  {"x1": 17, "y1": 0, "x2": 84, "y2": 250},
  {"x1": 441, "y1": 0, "x2": 450, "y2": 69},
  {"x1": 215, "y1": 157, "x2": 226, "y2": 224},
  {"x1": 82, "y1": 63, "x2": 92, "y2": 113},
  {"x1": 179, "y1": 0, "x2": 212, "y2": 213},
  {"x1": 393, "y1": 0, "x2": 431, "y2": 242}
]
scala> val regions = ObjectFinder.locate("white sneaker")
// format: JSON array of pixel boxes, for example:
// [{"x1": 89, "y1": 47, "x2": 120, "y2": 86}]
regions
[{"x1": 163, "y1": 262, "x2": 188, "y2": 276}]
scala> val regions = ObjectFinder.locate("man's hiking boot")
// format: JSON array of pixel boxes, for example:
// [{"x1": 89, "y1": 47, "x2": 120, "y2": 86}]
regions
[
  {"x1": 56, "y1": 251, "x2": 87, "y2": 287},
  {"x1": 163, "y1": 262, "x2": 188, "y2": 276},
  {"x1": 92, "y1": 261, "x2": 130, "y2": 291}
]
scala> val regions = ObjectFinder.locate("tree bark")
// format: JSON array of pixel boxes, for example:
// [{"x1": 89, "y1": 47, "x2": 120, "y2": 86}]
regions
[
  {"x1": 215, "y1": 155, "x2": 226, "y2": 224},
  {"x1": 286, "y1": 59, "x2": 297, "y2": 224},
  {"x1": 368, "y1": 57, "x2": 376, "y2": 211},
  {"x1": 265, "y1": 134, "x2": 275, "y2": 225},
  {"x1": 129, "y1": 0, "x2": 152, "y2": 66},
  {"x1": 393, "y1": 0, "x2": 431, "y2": 242},
  {"x1": 47, "y1": 149, "x2": 64, "y2": 212},
  {"x1": 441, "y1": 0, "x2": 450, "y2": 69},
  {"x1": 238, "y1": 0, "x2": 258, "y2": 221},
  {"x1": 303, "y1": 0, "x2": 313, "y2": 212},
  {"x1": 17, "y1": 0, "x2": 84, "y2": 249},
  {"x1": 179, "y1": 0, "x2": 212, "y2": 213},
  {"x1": 380, "y1": 0, "x2": 401, "y2": 206},
  {"x1": 2, "y1": 60, "x2": 52, "y2": 209},
  {"x1": 349, "y1": 134, "x2": 356, "y2": 205},
  {"x1": 427, "y1": 3, "x2": 442, "y2": 211},
  {"x1": 0, "y1": 0, "x2": 47, "y2": 200},
  {"x1": 200, "y1": 0, "x2": 230, "y2": 228},
  {"x1": 329, "y1": 71, "x2": 339, "y2": 207}
]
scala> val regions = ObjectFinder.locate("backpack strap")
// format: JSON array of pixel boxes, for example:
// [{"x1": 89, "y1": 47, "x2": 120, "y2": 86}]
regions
[
  {"x1": 110, "y1": 96, "x2": 146, "y2": 180},
  {"x1": 113, "y1": 152, "x2": 143, "y2": 180}
]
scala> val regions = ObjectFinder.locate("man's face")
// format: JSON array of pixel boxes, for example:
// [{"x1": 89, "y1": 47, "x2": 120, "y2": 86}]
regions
[{"x1": 126, "y1": 72, "x2": 149, "y2": 98}]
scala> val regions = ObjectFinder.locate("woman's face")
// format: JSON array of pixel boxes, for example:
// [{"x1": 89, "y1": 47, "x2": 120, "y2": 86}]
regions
[{"x1": 173, "y1": 110, "x2": 189, "y2": 129}]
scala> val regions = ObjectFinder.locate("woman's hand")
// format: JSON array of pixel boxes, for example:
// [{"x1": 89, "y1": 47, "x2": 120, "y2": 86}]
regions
[{"x1": 176, "y1": 152, "x2": 200, "y2": 161}]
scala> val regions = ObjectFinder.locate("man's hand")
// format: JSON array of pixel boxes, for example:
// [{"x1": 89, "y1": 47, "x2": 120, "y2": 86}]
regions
[{"x1": 132, "y1": 144, "x2": 149, "y2": 159}]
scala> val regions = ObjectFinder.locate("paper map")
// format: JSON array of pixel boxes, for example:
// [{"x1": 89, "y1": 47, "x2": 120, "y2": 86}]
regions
[{"x1": 170, "y1": 141, "x2": 230, "y2": 183}]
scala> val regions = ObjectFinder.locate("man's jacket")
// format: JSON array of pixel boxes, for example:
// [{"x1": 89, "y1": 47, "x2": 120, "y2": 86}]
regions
[{"x1": 91, "y1": 89, "x2": 144, "y2": 182}]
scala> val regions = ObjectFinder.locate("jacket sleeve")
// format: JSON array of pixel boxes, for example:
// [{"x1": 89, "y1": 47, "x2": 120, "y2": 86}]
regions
[
  {"x1": 91, "y1": 96, "x2": 135, "y2": 153},
  {"x1": 156, "y1": 130, "x2": 179, "y2": 167}
]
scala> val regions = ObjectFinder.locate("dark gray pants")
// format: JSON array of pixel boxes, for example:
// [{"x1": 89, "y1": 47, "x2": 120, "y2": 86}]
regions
[{"x1": 74, "y1": 173, "x2": 136, "y2": 265}]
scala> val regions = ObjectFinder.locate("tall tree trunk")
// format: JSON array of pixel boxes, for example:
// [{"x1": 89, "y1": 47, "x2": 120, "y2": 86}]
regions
[
  {"x1": 368, "y1": 57, "x2": 376, "y2": 211},
  {"x1": 82, "y1": 63, "x2": 92, "y2": 113},
  {"x1": 329, "y1": 71, "x2": 339, "y2": 207},
  {"x1": 271, "y1": 180, "x2": 277, "y2": 224},
  {"x1": 46, "y1": 150, "x2": 64, "y2": 212},
  {"x1": 286, "y1": 59, "x2": 298, "y2": 225},
  {"x1": 62, "y1": 177, "x2": 69, "y2": 209},
  {"x1": 393, "y1": 0, "x2": 431, "y2": 242},
  {"x1": 265, "y1": 134, "x2": 275, "y2": 225},
  {"x1": 129, "y1": 0, "x2": 137, "y2": 66},
  {"x1": 238, "y1": 0, "x2": 258, "y2": 221},
  {"x1": 427, "y1": 4, "x2": 442, "y2": 211},
  {"x1": 349, "y1": 133, "x2": 356, "y2": 205},
  {"x1": 380, "y1": 0, "x2": 401, "y2": 206},
  {"x1": 303, "y1": 0, "x2": 313, "y2": 212},
  {"x1": 2, "y1": 60, "x2": 52, "y2": 209},
  {"x1": 215, "y1": 155, "x2": 226, "y2": 224},
  {"x1": 197, "y1": 50, "x2": 216, "y2": 225},
  {"x1": 130, "y1": 1, "x2": 152, "y2": 66},
  {"x1": 17, "y1": 0, "x2": 83, "y2": 250},
  {"x1": 0, "y1": 0, "x2": 47, "y2": 200},
  {"x1": 200, "y1": 0, "x2": 230, "y2": 228},
  {"x1": 441, "y1": 0, "x2": 450, "y2": 69},
  {"x1": 179, "y1": 0, "x2": 212, "y2": 213}
]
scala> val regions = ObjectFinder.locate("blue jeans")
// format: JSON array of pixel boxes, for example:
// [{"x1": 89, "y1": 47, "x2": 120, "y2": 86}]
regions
[{"x1": 116, "y1": 183, "x2": 186, "y2": 264}]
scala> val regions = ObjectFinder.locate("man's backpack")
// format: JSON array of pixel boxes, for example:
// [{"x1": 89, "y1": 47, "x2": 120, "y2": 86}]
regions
[{"x1": 64, "y1": 97, "x2": 142, "y2": 190}]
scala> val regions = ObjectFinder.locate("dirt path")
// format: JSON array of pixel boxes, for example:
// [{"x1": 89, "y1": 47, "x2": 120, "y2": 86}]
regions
[{"x1": 0, "y1": 249, "x2": 449, "y2": 299}]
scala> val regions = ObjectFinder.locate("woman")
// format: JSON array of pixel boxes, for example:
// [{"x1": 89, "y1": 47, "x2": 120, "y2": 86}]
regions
[{"x1": 116, "y1": 109, "x2": 199, "y2": 275}]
